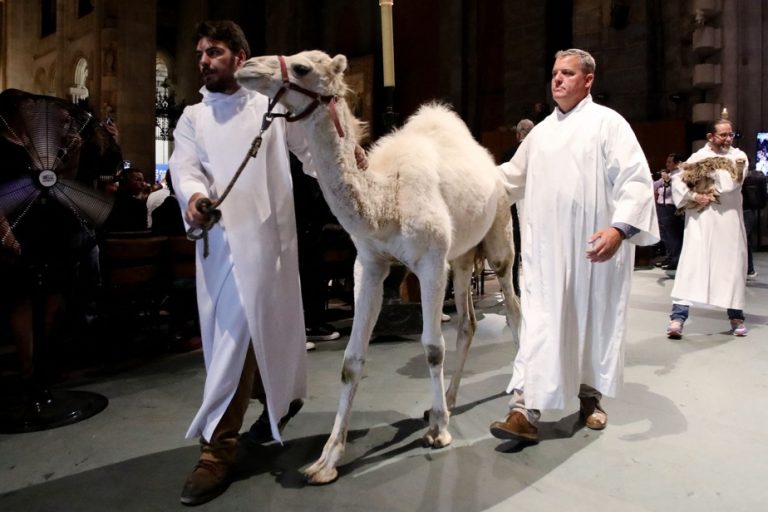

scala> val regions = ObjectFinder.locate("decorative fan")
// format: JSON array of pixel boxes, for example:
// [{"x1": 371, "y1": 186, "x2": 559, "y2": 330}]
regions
[
  {"x1": 0, "y1": 88, "x2": 117, "y2": 242},
  {"x1": 0, "y1": 89, "x2": 122, "y2": 433}
]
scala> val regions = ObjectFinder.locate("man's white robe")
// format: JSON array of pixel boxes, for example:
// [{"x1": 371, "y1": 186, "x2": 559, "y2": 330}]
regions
[
  {"x1": 671, "y1": 144, "x2": 748, "y2": 309},
  {"x1": 499, "y1": 95, "x2": 659, "y2": 411},
  {"x1": 170, "y1": 86, "x2": 313, "y2": 443}
]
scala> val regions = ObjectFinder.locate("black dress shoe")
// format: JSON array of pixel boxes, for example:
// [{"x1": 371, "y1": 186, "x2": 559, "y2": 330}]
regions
[{"x1": 243, "y1": 398, "x2": 304, "y2": 444}]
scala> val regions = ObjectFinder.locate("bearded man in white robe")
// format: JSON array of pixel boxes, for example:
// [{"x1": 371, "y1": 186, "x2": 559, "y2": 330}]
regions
[
  {"x1": 169, "y1": 21, "x2": 314, "y2": 506},
  {"x1": 490, "y1": 49, "x2": 659, "y2": 444},
  {"x1": 666, "y1": 119, "x2": 749, "y2": 339}
]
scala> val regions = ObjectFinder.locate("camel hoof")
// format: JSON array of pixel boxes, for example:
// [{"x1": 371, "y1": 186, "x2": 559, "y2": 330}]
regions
[
  {"x1": 422, "y1": 430, "x2": 452, "y2": 448},
  {"x1": 304, "y1": 464, "x2": 339, "y2": 485},
  {"x1": 433, "y1": 431, "x2": 452, "y2": 448}
]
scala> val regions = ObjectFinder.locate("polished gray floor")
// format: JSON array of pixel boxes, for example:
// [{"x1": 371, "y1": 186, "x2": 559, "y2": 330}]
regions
[{"x1": 2, "y1": 255, "x2": 768, "y2": 511}]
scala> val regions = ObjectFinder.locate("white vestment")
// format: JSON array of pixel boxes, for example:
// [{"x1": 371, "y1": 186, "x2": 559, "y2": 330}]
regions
[
  {"x1": 670, "y1": 144, "x2": 748, "y2": 309},
  {"x1": 499, "y1": 95, "x2": 659, "y2": 411},
  {"x1": 170, "y1": 86, "x2": 313, "y2": 442}
]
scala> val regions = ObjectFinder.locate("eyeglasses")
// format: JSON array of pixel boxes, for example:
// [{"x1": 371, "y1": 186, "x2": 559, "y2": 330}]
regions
[{"x1": 714, "y1": 132, "x2": 735, "y2": 139}]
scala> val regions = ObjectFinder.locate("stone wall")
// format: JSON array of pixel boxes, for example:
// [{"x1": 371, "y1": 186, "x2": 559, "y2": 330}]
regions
[
  {"x1": 2, "y1": 0, "x2": 157, "y2": 175},
  {"x1": 3, "y1": 0, "x2": 765, "y2": 173},
  {"x1": 503, "y1": 2, "x2": 548, "y2": 124}
]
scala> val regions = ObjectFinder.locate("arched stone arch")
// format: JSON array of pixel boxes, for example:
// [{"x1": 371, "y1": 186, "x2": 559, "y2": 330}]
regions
[
  {"x1": 69, "y1": 56, "x2": 90, "y2": 103},
  {"x1": 155, "y1": 51, "x2": 175, "y2": 87},
  {"x1": 156, "y1": 58, "x2": 169, "y2": 88}
]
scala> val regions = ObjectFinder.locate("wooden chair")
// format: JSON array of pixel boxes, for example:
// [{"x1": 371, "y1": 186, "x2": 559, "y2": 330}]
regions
[
  {"x1": 98, "y1": 235, "x2": 169, "y2": 342},
  {"x1": 166, "y1": 236, "x2": 199, "y2": 345}
]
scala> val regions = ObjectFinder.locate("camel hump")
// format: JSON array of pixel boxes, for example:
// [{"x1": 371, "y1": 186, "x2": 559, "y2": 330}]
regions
[{"x1": 401, "y1": 102, "x2": 474, "y2": 142}]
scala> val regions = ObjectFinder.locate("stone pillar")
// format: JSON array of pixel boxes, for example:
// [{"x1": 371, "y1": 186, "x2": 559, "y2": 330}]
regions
[
  {"x1": 4, "y1": 0, "x2": 38, "y2": 93},
  {"x1": 175, "y1": 0, "x2": 208, "y2": 107},
  {"x1": 115, "y1": 1, "x2": 157, "y2": 174}
]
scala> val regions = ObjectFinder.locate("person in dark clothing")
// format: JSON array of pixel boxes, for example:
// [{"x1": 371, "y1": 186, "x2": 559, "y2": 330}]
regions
[
  {"x1": 289, "y1": 154, "x2": 352, "y2": 346},
  {"x1": 742, "y1": 168, "x2": 767, "y2": 279},
  {"x1": 653, "y1": 153, "x2": 685, "y2": 271},
  {"x1": 104, "y1": 167, "x2": 149, "y2": 233},
  {"x1": 500, "y1": 119, "x2": 534, "y2": 297},
  {"x1": 151, "y1": 169, "x2": 185, "y2": 236}
]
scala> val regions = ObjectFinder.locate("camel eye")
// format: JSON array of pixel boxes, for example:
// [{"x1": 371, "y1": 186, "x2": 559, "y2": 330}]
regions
[{"x1": 292, "y1": 64, "x2": 311, "y2": 77}]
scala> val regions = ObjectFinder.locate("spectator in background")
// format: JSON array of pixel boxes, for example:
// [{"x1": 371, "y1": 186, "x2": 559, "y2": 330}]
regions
[
  {"x1": 290, "y1": 154, "x2": 344, "y2": 350},
  {"x1": 533, "y1": 101, "x2": 550, "y2": 124},
  {"x1": 741, "y1": 167, "x2": 767, "y2": 280},
  {"x1": 146, "y1": 172, "x2": 171, "y2": 230},
  {"x1": 103, "y1": 167, "x2": 149, "y2": 233},
  {"x1": 500, "y1": 118, "x2": 535, "y2": 297},
  {"x1": 654, "y1": 153, "x2": 685, "y2": 271},
  {"x1": 151, "y1": 169, "x2": 185, "y2": 236}
]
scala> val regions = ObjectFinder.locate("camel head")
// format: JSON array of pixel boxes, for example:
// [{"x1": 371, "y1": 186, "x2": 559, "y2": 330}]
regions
[{"x1": 236, "y1": 50, "x2": 348, "y2": 114}]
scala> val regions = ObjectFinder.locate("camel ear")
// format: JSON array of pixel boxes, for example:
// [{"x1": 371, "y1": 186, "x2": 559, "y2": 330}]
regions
[{"x1": 331, "y1": 54, "x2": 348, "y2": 75}]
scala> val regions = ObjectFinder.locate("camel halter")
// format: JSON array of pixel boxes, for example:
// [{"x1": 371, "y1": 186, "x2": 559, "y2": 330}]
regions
[
  {"x1": 187, "y1": 55, "x2": 345, "y2": 257},
  {"x1": 271, "y1": 55, "x2": 345, "y2": 138}
]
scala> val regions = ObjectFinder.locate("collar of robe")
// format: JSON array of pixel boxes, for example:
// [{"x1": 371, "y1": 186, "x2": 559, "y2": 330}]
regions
[{"x1": 555, "y1": 94, "x2": 593, "y2": 119}]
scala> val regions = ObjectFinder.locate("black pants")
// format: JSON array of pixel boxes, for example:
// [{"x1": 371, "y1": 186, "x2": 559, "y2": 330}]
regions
[
  {"x1": 656, "y1": 204, "x2": 684, "y2": 265},
  {"x1": 511, "y1": 204, "x2": 521, "y2": 297}
]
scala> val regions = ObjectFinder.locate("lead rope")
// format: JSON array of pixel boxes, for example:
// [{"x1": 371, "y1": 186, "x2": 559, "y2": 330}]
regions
[{"x1": 186, "y1": 107, "x2": 282, "y2": 257}]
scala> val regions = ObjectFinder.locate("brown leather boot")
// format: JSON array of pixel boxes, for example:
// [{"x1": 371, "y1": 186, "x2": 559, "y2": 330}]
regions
[
  {"x1": 181, "y1": 346, "x2": 257, "y2": 505},
  {"x1": 489, "y1": 411, "x2": 539, "y2": 442},
  {"x1": 180, "y1": 445, "x2": 235, "y2": 506}
]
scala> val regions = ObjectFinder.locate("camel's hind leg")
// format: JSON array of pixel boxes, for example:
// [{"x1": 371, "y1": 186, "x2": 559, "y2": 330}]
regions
[
  {"x1": 413, "y1": 254, "x2": 453, "y2": 448},
  {"x1": 444, "y1": 250, "x2": 478, "y2": 411},
  {"x1": 304, "y1": 255, "x2": 390, "y2": 485},
  {"x1": 481, "y1": 200, "x2": 522, "y2": 346}
]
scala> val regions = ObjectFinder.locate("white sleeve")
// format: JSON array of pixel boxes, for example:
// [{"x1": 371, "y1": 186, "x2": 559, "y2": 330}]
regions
[
  {"x1": 498, "y1": 136, "x2": 528, "y2": 204},
  {"x1": 602, "y1": 114, "x2": 659, "y2": 246},
  {"x1": 168, "y1": 108, "x2": 210, "y2": 213}
]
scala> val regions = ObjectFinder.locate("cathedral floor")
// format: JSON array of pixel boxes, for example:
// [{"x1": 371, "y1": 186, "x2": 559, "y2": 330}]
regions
[{"x1": 2, "y1": 254, "x2": 767, "y2": 512}]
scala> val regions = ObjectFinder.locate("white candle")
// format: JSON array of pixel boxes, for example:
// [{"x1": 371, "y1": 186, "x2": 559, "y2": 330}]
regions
[{"x1": 379, "y1": 0, "x2": 395, "y2": 87}]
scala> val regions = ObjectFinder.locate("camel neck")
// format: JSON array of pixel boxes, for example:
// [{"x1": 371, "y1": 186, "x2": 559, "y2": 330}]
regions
[{"x1": 303, "y1": 101, "x2": 383, "y2": 236}]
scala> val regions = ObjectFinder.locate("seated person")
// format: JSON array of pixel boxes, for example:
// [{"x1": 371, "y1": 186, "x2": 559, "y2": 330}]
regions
[
  {"x1": 146, "y1": 174, "x2": 171, "y2": 230},
  {"x1": 103, "y1": 167, "x2": 150, "y2": 233},
  {"x1": 151, "y1": 169, "x2": 185, "y2": 236}
]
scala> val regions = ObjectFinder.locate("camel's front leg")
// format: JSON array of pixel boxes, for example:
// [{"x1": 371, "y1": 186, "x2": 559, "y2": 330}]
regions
[
  {"x1": 304, "y1": 256, "x2": 390, "y2": 485},
  {"x1": 444, "y1": 251, "x2": 478, "y2": 411},
  {"x1": 414, "y1": 258, "x2": 452, "y2": 449}
]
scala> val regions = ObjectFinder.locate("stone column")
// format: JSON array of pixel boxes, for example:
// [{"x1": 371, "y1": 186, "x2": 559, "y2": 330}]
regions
[{"x1": 115, "y1": 1, "x2": 157, "y2": 174}]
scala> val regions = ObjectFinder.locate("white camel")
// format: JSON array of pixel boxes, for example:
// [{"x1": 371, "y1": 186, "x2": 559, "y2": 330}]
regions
[{"x1": 236, "y1": 50, "x2": 521, "y2": 484}]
